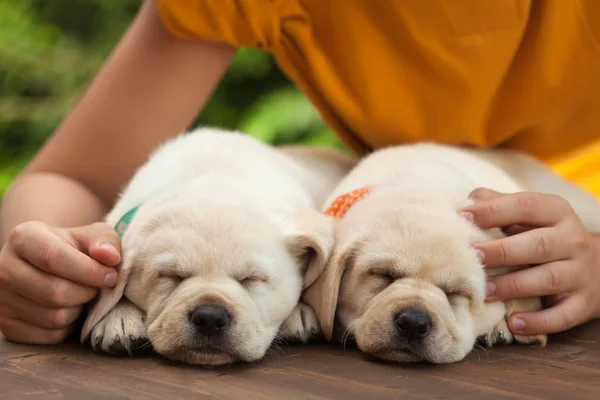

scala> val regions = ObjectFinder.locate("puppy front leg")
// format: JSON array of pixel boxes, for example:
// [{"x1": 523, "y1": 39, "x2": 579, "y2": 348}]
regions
[
  {"x1": 278, "y1": 302, "x2": 322, "y2": 343},
  {"x1": 90, "y1": 299, "x2": 150, "y2": 355},
  {"x1": 477, "y1": 301, "x2": 514, "y2": 348}
]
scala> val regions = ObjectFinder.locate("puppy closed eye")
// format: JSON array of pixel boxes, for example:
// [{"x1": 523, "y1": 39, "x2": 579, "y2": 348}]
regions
[
  {"x1": 157, "y1": 271, "x2": 186, "y2": 285},
  {"x1": 367, "y1": 268, "x2": 403, "y2": 285},
  {"x1": 443, "y1": 288, "x2": 472, "y2": 304},
  {"x1": 237, "y1": 274, "x2": 269, "y2": 288}
]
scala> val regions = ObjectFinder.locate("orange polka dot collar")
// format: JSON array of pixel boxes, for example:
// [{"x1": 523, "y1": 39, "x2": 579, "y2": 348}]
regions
[{"x1": 323, "y1": 185, "x2": 376, "y2": 219}]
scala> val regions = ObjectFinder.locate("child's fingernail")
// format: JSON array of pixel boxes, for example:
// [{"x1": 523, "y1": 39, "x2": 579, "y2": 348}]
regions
[
  {"x1": 485, "y1": 281, "x2": 496, "y2": 297},
  {"x1": 459, "y1": 212, "x2": 474, "y2": 221},
  {"x1": 475, "y1": 249, "x2": 485, "y2": 263},
  {"x1": 511, "y1": 318, "x2": 526, "y2": 331},
  {"x1": 104, "y1": 271, "x2": 118, "y2": 287},
  {"x1": 99, "y1": 243, "x2": 117, "y2": 252}
]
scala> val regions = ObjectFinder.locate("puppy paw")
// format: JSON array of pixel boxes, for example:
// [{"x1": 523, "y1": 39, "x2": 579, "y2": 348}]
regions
[
  {"x1": 278, "y1": 302, "x2": 321, "y2": 343},
  {"x1": 477, "y1": 317, "x2": 547, "y2": 348},
  {"x1": 513, "y1": 333, "x2": 547, "y2": 348},
  {"x1": 477, "y1": 318, "x2": 514, "y2": 348},
  {"x1": 90, "y1": 300, "x2": 150, "y2": 355}
]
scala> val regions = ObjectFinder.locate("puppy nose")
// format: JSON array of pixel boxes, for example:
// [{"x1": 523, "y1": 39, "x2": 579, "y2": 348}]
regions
[
  {"x1": 395, "y1": 309, "x2": 432, "y2": 339},
  {"x1": 189, "y1": 305, "x2": 231, "y2": 336}
]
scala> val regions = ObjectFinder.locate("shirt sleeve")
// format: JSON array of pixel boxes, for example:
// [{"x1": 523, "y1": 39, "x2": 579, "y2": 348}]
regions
[{"x1": 154, "y1": 0, "x2": 281, "y2": 50}]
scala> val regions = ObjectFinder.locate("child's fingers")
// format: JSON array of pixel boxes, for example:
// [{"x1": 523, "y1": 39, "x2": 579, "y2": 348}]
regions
[
  {"x1": 507, "y1": 294, "x2": 586, "y2": 335},
  {"x1": 484, "y1": 260, "x2": 576, "y2": 301},
  {"x1": 460, "y1": 191, "x2": 572, "y2": 230},
  {"x1": 473, "y1": 227, "x2": 570, "y2": 268},
  {"x1": 70, "y1": 222, "x2": 122, "y2": 267},
  {"x1": 468, "y1": 187, "x2": 505, "y2": 202}
]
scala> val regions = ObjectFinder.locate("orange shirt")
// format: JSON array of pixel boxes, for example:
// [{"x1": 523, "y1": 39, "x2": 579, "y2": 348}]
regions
[{"x1": 155, "y1": 0, "x2": 600, "y2": 198}]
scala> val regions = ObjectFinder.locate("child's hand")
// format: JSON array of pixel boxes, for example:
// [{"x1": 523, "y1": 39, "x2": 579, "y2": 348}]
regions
[
  {"x1": 0, "y1": 222, "x2": 121, "y2": 344},
  {"x1": 460, "y1": 188, "x2": 600, "y2": 336}
]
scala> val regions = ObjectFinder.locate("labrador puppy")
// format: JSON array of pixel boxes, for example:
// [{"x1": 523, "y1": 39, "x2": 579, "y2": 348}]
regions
[
  {"x1": 80, "y1": 128, "x2": 356, "y2": 366},
  {"x1": 303, "y1": 143, "x2": 600, "y2": 364}
]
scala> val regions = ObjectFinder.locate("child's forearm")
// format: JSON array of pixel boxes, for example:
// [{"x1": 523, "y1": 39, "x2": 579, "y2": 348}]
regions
[
  {"x1": 1, "y1": 0, "x2": 236, "y2": 242},
  {"x1": 0, "y1": 173, "x2": 106, "y2": 244}
]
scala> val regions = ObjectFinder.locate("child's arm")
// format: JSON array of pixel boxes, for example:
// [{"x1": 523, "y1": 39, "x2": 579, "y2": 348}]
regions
[{"x1": 1, "y1": 0, "x2": 236, "y2": 240}]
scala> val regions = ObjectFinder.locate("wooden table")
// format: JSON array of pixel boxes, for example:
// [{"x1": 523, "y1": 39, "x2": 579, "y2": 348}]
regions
[{"x1": 1, "y1": 321, "x2": 599, "y2": 399}]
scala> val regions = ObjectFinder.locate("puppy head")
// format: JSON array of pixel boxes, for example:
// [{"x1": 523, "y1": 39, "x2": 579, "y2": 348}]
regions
[
  {"x1": 81, "y1": 189, "x2": 333, "y2": 365},
  {"x1": 305, "y1": 186, "x2": 504, "y2": 364}
]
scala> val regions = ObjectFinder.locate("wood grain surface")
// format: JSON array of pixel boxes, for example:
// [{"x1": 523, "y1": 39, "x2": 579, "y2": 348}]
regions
[{"x1": 1, "y1": 320, "x2": 599, "y2": 399}]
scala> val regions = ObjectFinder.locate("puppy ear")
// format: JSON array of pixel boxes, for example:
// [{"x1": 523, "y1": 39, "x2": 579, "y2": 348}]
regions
[
  {"x1": 302, "y1": 244, "x2": 354, "y2": 341},
  {"x1": 79, "y1": 250, "x2": 136, "y2": 344},
  {"x1": 284, "y1": 211, "x2": 335, "y2": 289}
]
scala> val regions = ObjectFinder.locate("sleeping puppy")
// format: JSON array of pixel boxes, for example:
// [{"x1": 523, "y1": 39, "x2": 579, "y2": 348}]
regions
[
  {"x1": 303, "y1": 143, "x2": 600, "y2": 364},
  {"x1": 80, "y1": 128, "x2": 356, "y2": 366}
]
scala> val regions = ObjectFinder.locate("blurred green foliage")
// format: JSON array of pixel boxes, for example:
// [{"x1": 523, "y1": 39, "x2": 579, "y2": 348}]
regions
[{"x1": 0, "y1": 0, "x2": 345, "y2": 195}]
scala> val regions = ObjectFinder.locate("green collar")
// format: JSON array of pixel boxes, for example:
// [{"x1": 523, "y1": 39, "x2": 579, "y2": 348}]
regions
[{"x1": 114, "y1": 205, "x2": 141, "y2": 239}]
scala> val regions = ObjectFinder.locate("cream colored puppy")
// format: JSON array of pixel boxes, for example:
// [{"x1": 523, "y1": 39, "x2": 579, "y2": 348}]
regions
[
  {"x1": 304, "y1": 143, "x2": 600, "y2": 364},
  {"x1": 80, "y1": 128, "x2": 355, "y2": 365}
]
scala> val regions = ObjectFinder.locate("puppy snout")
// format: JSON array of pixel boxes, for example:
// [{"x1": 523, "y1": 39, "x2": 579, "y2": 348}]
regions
[
  {"x1": 395, "y1": 309, "x2": 432, "y2": 339},
  {"x1": 189, "y1": 305, "x2": 231, "y2": 336}
]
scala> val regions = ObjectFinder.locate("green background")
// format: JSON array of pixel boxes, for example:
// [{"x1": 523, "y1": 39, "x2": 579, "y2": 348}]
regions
[{"x1": 0, "y1": 0, "x2": 346, "y2": 196}]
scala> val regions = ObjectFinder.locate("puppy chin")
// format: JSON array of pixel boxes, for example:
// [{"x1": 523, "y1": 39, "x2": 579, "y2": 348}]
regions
[{"x1": 353, "y1": 325, "x2": 429, "y2": 363}]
